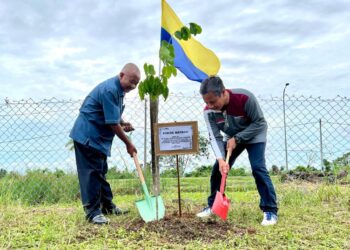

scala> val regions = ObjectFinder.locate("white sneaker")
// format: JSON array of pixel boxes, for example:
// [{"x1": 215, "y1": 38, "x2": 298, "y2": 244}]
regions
[
  {"x1": 90, "y1": 214, "x2": 110, "y2": 225},
  {"x1": 196, "y1": 206, "x2": 213, "y2": 218},
  {"x1": 261, "y1": 212, "x2": 278, "y2": 226}
]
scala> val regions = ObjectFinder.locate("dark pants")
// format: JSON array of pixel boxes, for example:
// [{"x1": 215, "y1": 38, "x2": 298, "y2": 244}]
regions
[
  {"x1": 208, "y1": 142, "x2": 278, "y2": 214},
  {"x1": 74, "y1": 141, "x2": 116, "y2": 220}
]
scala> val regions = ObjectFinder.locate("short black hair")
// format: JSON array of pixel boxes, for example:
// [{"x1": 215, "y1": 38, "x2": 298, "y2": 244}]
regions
[{"x1": 200, "y1": 76, "x2": 225, "y2": 96}]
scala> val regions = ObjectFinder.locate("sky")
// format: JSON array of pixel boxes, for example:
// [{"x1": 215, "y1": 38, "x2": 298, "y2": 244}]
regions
[{"x1": 1, "y1": 0, "x2": 350, "y2": 101}]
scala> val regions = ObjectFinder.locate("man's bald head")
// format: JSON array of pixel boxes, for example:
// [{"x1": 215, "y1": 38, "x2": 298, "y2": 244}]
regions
[
  {"x1": 119, "y1": 63, "x2": 141, "y2": 93},
  {"x1": 121, "y1": 63, "x2": 140, "y2": 77}
]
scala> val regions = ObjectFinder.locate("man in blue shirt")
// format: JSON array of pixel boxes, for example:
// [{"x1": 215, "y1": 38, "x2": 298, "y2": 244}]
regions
[{"x1": 70, "y1": 63, "x2": 140, "y2": 224}]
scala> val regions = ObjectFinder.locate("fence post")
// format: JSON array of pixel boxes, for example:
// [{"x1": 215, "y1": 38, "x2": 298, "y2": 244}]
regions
[
  {"x1": 144, "y1": 98, "x2": 147, "y2": 171},
  {"x1": 319, "y1": 118, "x2": 324, "y2": 171},
  {"x1": 283, "y1": 83, "x2": 290, "y2": 171}
]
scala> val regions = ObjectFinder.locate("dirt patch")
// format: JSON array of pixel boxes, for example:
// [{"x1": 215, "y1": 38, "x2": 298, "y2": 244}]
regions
[
  {"x1": 118, "y1": 210, "x2": 256, "y2": 244},
  {"x1": 74, "y1": 204, "x2": 257, "y2": 244}
]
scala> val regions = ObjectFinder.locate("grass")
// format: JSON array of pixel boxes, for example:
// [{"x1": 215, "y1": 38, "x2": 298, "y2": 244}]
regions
[{"x1": 0, "y1": 177, "x2": 349, "y2": 249}]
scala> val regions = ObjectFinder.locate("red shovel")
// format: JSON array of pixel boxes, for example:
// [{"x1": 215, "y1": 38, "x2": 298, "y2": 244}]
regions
[{"x1": 211, "y1": 151, "x2": 231, "y2": 220}]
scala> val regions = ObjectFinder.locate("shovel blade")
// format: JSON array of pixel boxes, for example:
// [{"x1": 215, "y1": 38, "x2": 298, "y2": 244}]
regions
[
  {"x1": 136, "y1": 195, "x2": 165, "y2": 222},
  {"x1": 212, "y1": 191, "x2": 230, "y2": 220}
]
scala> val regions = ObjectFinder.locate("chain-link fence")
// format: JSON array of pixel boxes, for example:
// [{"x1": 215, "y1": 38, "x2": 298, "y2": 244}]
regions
[{"x1": 0, "y1": 93, "x2": 349, "y2": 203}]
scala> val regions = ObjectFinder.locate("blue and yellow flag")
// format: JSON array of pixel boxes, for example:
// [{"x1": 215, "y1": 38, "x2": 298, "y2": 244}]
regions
[{"x1": 161, "y1": 0, "x2": 220, "y2": 82}]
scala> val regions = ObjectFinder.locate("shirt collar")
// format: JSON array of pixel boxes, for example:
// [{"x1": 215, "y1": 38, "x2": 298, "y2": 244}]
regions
[{"x1": 115, "y1": 76, "x2": 125, "y2": 97}]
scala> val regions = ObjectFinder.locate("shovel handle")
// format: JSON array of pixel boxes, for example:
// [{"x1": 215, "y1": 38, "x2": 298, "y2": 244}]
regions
[
  {"x1": 133, "y1": 152, "x2": 145, "y2": 184},
  {"x1": 220, "y1": 150, "x2": 231, "y2": 194}
]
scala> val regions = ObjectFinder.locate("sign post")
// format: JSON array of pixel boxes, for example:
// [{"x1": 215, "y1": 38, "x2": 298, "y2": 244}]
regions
[{"x1": 154, "y1": 121, "x2": 199, "y2": 216}]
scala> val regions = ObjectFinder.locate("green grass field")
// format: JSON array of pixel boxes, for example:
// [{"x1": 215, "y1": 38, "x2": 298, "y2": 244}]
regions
[{"x1": 0, "y1": 177, "x2": 349, "y2": 249}]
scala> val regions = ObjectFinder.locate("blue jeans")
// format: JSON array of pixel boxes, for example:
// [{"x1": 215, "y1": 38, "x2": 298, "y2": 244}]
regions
[
  {"x1": 74, "y1": 141, "x2": 116, "y2": 220},
  {"x1": 208, "y1": 142, "x2": 278, "y2": 214}
]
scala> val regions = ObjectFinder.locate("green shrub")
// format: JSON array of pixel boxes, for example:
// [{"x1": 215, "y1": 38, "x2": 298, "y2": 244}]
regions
[
  {"x1": 185, "y1": 165, "x2": 248, "y2": 177},
  {"x1": 161, "y1": 168, "x2": 178, "y2": 178},
  {"x1": 106, "y1": 167, "x2": 136, "y2": 179},
  {"x1": 185, "y1": 165, "x2": 212, "y2": 177},
  {"x1": 0, "y1": 169, "x2": 7, "y2": 179},
  {"x1": 0, "y1": 169, "x2": 79, "y2": 205},
  {"x1": 290, "y1": 165, "x2": 320, "y2": 174},
  {"x1": 231, "y1": 167, "x2": 248, "y2": 176},
  {"x1": 270, "y1": 165, "x2": 280, "y2": 175}
]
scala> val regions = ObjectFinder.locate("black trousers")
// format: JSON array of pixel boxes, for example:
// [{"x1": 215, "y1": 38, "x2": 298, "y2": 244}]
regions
[
  {"x1": 208, "y1": 142, "x2": 278, "y2": 214},
  {"x1": 73, "y1": 141, "x2": 116, "y2": 220}
]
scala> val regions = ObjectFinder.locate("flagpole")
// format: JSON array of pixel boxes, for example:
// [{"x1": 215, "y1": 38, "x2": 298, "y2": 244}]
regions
[{"x1": 153, "y1": 0, "x2": 163, "y2": 220}]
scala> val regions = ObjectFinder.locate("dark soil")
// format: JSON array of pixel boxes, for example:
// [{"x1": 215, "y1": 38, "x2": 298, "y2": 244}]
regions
[{"x1": 115, "y1": 209, "x2": 256, "y2": 244}]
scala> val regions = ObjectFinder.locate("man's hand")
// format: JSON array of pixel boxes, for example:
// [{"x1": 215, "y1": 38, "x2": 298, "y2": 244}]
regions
[
  {"x1": 227, "y1": 137, "x2": 237, "y2": 153},
  {"x1": 111, "y1": 124, "x2": 137, "y2": 157},
  {"x1": 218, "y1": 158, "x2": 229, "y2": 175},
  {"x1": 121, "y1": 122, "x2": 135, "y2": 132},
  {"x1": 126, "y1": 143, "x2": 137, "y2": 157}
]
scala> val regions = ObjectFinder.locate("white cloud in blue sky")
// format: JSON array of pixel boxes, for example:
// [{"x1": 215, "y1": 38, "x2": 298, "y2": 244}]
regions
[{"x1": 0, "y1": 0, "x2": 349, "y2": 100}]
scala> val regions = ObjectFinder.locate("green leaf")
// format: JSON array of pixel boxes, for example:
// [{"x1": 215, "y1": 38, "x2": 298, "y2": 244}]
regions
[
  {"x1": 138, "y1": 81, "x2": 145, "y2": 100},
  {"x1": 162, "y1": 66, "x2": 172, "y2": 79},
  {"x1": 168, "y1": 44, "x2": 175, "y2": 59},
  {"x1": 161, "y1": 40, "x2": 171, "y2": 47},
  {"x1": 160, "y1": 41, "x2": 175, "y2": 66},
  {"x1": 181, "y1": 26, "x2": 191, "y2": 40},
  {"x1": 171, "y1": 66, "x2": 177, "y2": 77},
  {"x1": 189, "y1": 22, "x2": 202, "y2": 35},
  {"x1": 155, "y1": 77, "x2": 163, "y2": 96},
  {"x1": 145, "y1": 77, "x2": 152, "y2": 93},
  {"x1": 143, "y1": 63, "x2": 156, "y2": 76},
  {"x1": 148, "y1": 76, "x2": 155, "y2": 94},
  {"x1": 174, "y1": 31, "x2": 182, "y2": 40},
  {"x1": 143, "y1": 63, "x2": 148, "y2": 75},
  {"x1": 160, "y1": 77, "x2": 169, "y2": 100},
  {"x1": 159, "y1": 43, "x2": 174, "y2": 65},
  {"x1": 162, "y1": 85, "x2": 169, "y2": 100},
  {"x1": 147, "y1": 64, "x2": 156, "y2": 76},
  {"x1": 161, "y1": 77, "x2": 168, "y2": 87}
]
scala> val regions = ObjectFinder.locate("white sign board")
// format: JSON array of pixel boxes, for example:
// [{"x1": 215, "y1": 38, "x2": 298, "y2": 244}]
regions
[
  {"x1": 158, "y1": 125, "x2": 193, "y2": 151},
  {"x1": 154, "y1": 121, "x2": 199, "y2": 156}
]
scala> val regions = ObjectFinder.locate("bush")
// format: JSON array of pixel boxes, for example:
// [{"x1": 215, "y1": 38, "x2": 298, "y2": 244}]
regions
[
  {"x1": 185, "y1": 165, "x2": 248, "y2": 177},
  {"x1": 270, "y1": 165, "x2": 280, "y2": 175},
  {"x1": 161, "y1": 169, "x2": 178, "y2": 178},
  {"x1": 231, "y1": 167, "x2": 248, "y2": 176},
  {"x1": 291, "y1": 165, "x2": 320, "y2": 174},
  {"x1": 0, "y1": 169, "x2": 79, "y2": 205},
  {"x1": 0, "y1": 169, "x2": 7, "y2": 179},
  {"x1": 185, "y1": 165, "x2": 212, "y2": 177},
  {"x1": 106, "y1": 167, "x2": 136, "y2": 179}
]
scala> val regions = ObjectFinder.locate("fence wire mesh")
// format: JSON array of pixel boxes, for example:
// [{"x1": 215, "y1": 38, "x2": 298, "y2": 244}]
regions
[{"x1": 0, "y1": 93, "x2": 349, "y2": 204}]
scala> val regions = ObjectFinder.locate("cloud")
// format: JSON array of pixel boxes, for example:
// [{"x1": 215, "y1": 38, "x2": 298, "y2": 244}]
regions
[{"x1": 0, "y1": 0, "x2": 349, "y2": 100}]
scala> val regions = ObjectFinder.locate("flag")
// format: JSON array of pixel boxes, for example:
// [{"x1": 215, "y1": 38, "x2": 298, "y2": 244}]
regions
[{"x1": 161, "y1": 0, "x2": 220, "y2": 82}]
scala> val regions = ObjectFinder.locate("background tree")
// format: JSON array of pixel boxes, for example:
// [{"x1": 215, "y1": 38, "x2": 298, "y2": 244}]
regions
[{"x1": 159, "y1": 133, "x2": 210, "y2": 176}]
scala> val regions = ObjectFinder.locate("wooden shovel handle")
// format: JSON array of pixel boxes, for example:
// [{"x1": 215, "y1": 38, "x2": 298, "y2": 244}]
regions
[
  {"x1": 220, "y1": 150, "x2": 231, "y2": 193},
  {"x1": 225, "y1": 149, "x2": 231, "y2": 164},
  {"x1": 133, "y1": 153, "x2": 145, "y2": 184}
]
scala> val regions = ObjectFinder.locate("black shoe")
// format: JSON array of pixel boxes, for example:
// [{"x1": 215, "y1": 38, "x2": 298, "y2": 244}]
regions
[
  {"x1": 89, "y1": 214, "x2": 110, "y2": 225},
  {"x1": 102, "y1": 206, "x2": 130, "y2": 216}
]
